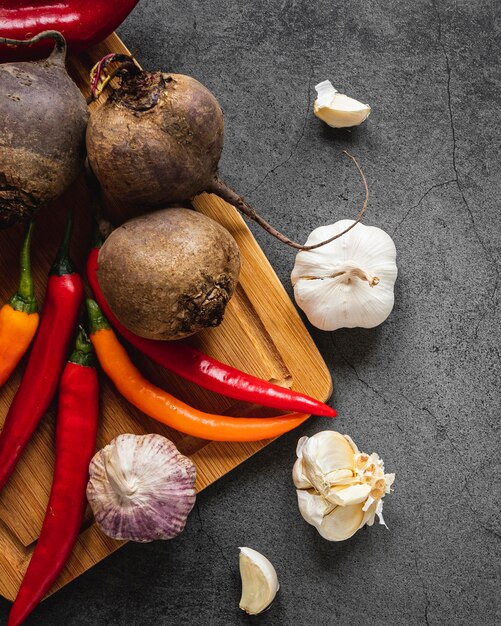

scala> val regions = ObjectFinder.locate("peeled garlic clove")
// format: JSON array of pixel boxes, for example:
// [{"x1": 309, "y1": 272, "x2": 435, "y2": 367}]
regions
[
  {"x1": 239, "y1": 547, "x2": 279, "y2": 615},
  {"x1": 87, "y1": 433, "x2": 196, "y2": 543},
  {"x1": 314, "y1": 80, "x2": 371, "y2": 128}
]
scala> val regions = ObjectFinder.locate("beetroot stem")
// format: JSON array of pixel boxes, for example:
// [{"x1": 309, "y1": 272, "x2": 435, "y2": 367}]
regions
[
  {"x1": 207, "y1": 151, "x2": 369, "y2": 251},
  {"x1": 88, "y1": 53, "x2": 139, "y2": 101}
]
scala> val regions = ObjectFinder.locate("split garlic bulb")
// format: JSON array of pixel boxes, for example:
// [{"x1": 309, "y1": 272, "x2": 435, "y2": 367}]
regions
[
  {"x1": 293, "y1": 431, "x2": 395, "y2": 541},
  {"x1": 314, "y1": 80, "x2": 371, "y2": 128},
  {"x1": 291, "y1": 220, "x2": 397, "y2": 331},
  {"x1": 239, "y1": 547, "x2": 279, "y2": 615},
  {"x1": 87, "y1": 433, "x2": 196, "y2": 543}
]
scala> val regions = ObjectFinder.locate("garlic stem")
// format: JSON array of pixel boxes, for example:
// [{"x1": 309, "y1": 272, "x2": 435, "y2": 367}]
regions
[
  {"x1": 299, "y1": 265, "x2": 380, "y2": 287},
  {"x1": 103, "y1": 445, "x2": 137, "y2": 499},
  {"x1": 331, "y1": 266, "x2": 380, "y2": 287}
]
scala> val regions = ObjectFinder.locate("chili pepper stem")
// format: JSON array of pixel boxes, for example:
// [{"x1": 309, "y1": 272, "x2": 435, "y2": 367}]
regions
[
  {"x1": 69, "y1": 327, "x2": 96, "y2": 367},
  {"x1": 87, "y1": 299, "x2": 111, "y2": 333},
  {"x1": 9, "y1": 222, "x2": 37, "y2": 314},
  {"x1": 51, "y1": 210, "x2": 75, "y2": 276}
]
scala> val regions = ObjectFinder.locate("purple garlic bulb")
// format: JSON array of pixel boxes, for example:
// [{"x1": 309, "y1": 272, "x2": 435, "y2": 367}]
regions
[{"x1": 87, "y1": 433, "x2": 196, "y2": 542}]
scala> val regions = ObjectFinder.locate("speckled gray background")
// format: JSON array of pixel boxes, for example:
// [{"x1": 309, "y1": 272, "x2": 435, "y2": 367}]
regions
[{"x1": 1, "y1": 0, "x2": 500, "y2": 624}]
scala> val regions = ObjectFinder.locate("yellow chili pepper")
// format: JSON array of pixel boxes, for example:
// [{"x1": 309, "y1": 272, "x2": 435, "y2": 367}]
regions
[{"x1": 0, "y1": 223, "x2": 39, "y2": 386}]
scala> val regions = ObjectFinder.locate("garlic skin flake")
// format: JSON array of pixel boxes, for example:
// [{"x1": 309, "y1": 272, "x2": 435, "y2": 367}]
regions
[
  {"x1": 314, "y1": 80, "x2": 371, "y2": 128},
  {"x1": 87, "y1": 433, "x2": 196, "y2": 543},
  {"x1": 239, "y1": 547, "x2": 279, "y2": 615},
  {"x1": 293, "y1": 431, "x2": 395, "y2": 541},
  {"x1": 291, "y1": 220, "x2": 397, "y2": 331}
]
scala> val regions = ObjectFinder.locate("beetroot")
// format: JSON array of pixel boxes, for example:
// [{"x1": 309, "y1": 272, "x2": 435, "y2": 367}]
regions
[
  {"x1": 87, "y1": 71, "x2": 223, "y2": 209},
  {"x1": 0, "y1": 31, "x2": 88, "y2": 228}
]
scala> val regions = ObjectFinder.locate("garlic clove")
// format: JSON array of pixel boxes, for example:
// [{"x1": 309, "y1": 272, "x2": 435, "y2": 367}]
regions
[
  {"x1": 292, "y1": 458, "x2": 313, "y2": 489},
  {"x1": 297, "y1": 490, "x2": 365, "y2": 541},
  {"x1": 325, "y1": 483, "x2": 372, "y2": 506},
  {"x1": 87, "y1": 434, "x2": 196, "y2": 543},
  {"x1": 343, "y1": 434, "x2": 360, "y2": 455},
  {"x1": 239, "y1": 548, "x2": 279, "y2": 615},
  {"x1": 314, "y1": 80, "x2": 371, "y2": 128},
  {"x1": 318, "y1": 503, "x2": 365, "y2": 541},
  {"x1": 323, "y1": 468, "x2": 356, "y2": 485},
  {"x1": 301, "y1": 431, "x2": 355, "y2": 490},
  {"x1": 295, "y1": 435, "x2": 309, "y2": 458},
  {"x1": 296, "y1": 489, "x2": 333, "y2": 529}
]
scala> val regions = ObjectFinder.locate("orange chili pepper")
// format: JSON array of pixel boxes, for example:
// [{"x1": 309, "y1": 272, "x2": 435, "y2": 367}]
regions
[
  {"x1": 86, "y1": 299, "x2": 309, "y2": 441},
  {"x1": 0, "y1": 223, "x2": 39, "y2": 386}
]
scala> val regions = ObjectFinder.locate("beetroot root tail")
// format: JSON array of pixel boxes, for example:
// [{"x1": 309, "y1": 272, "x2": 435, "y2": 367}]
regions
[{"x1": 206, "y1": 151, "x2": 369, "y2": 252}]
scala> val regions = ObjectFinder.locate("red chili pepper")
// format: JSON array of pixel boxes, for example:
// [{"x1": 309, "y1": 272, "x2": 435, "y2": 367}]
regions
[
  {"x1": 0, "y1": 1, "x2": 139, "y2": 62},
  {"x1": 87, "y1": 240, "x2": 336, "y2": 417},
  {"x1": 0, "y1": 212, "x2": 83, "y2": 492},
  {"x1": 7, "y1": 328, "x2": 99, "y2": 626}
]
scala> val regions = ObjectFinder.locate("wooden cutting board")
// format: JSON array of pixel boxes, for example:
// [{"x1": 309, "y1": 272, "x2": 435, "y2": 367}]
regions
[{"x1": 0, "y1": 33, "x2": 332, "y2": 602}]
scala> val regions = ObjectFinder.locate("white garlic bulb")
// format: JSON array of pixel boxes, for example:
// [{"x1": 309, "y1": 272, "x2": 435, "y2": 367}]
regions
[
  {"x1": 293, "y1": 431, "x2": 395, "y2": 541},
  {"x1": 87, "y1": 433, "x2": 196, "y2": 542},
  {"x1": 291, "y1": 220, "x2": 397, "y2": 331},
  {"x1": 239, "y1": 547, "x2": 279, "y2": 615},
  {"x1": 314, "y1": 80, "x2": 371, "y2": 128}
]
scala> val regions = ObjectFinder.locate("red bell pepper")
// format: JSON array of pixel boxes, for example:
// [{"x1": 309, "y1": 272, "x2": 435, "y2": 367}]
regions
[{"x1": 0, "y1": 0, "x2": 140, "y2": 62}]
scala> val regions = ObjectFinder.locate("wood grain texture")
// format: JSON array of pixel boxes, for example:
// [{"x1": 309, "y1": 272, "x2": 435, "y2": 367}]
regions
[{"x1": 0, "y1": 33, "x2": 332, "y2": 602}]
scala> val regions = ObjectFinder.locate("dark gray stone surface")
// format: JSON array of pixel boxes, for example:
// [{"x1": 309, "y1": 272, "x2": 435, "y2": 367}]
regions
[{"x1": 1, "y1": 0, "x2": 500, "y2": 624}]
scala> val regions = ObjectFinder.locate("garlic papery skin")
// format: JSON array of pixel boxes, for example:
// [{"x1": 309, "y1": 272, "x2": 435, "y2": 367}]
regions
[
  {"x1": 87, "y1": 433, "x2": 196, "y2": 543},
  {"x1": 291, "y1": 220, "x2": 397, "y2": 331},
  {"x1": 293, "y1": 431, "x2": 395, "y2": 541},
  {"x1": 314, "y1": 80, "x2": 371, "y2": 128},
  {"x1": 239, "y1": 547, "x2": 279, "y2": 615}
]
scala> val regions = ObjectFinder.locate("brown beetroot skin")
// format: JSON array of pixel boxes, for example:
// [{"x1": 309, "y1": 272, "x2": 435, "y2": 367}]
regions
[
  {"x1": 87, "y1": 72, "x2": 224, "y2": 210},
  {"x1": 97, "y1": 208, "x2": 241, "y2": 340},
  {"x1": 0, "y1": 46, "x2": 88, "y2": 228}
]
